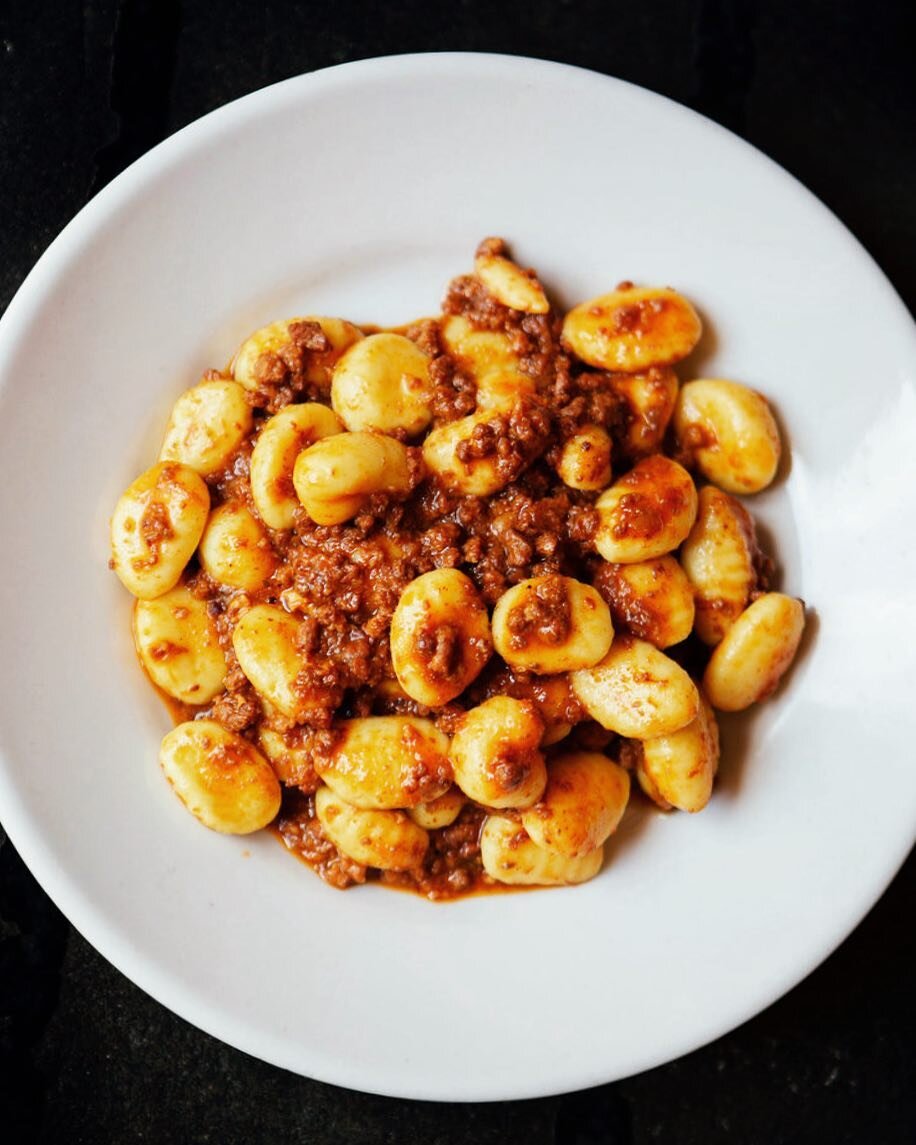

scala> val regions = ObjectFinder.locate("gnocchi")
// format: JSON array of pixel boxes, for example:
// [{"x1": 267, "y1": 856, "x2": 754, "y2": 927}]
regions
[
  {"x1": 491, "y1": 575, "x2": 614, "y2": 674},
  {"x1": 636, "y1": 695, "x2": 720, "y2": 813},
  {"x1": 111, "y1": 461, "x2": 209, "y2": 599},
  {"x1": 250, "y1": 402, "x2": 344, "y2": 530},
  {"x1": 160, "y1": 720, "x2": 280, "y2": 834},
  {"x1": 480, "y1": 816, "x2": 604, "y2": 886},
  {"x1": 680, "y1": 485, "x2": 757, "y2": 645},
  {"x1": 703, "y1": 593, "x2": 805, "y2": 711},
  {"x1": 198, "y1": 501, "x2": 276, "y2": 591},
  {"x1": 159, "y1": 378, "x2": 252, "y2": 476},
  {"x1": 331, "y1": 332, "x2": 433, "y2": 436},
  {"x1": 449, "y1": 696, "x2": 547, "y2": 809},
  {"x1": 521, "y1": 752, "x2": 630, "y2": 857},
  {"x1": 112, "y1": 238, "x2": 806, "y2": 899},
  {"x1": 133, "y1": 585, "x2": 227, "y2": 704},
  {"x1": 571, "y1": 636, "x2": 699, "y2": 738},
  {"x1": 593, "y1": 555, "x2": 695, "y2": 649},
  {"x1": 315, "y1": 716, "x2": 452, "y2": 810},
  {"x1": 293, "y1": 430, "x2": 412, "y2": 525},
  {"x1": 316, "y1": 786, "x2": 429, "y2": 870},
  {"x1": 594, "y1": 455, "x2": 698, "y2": 564},
  {"x1": 232, "y1": 316, "x2": 364, "y2": 391},
  {"x1": 674, "y1": 378, "x2": 781, "y2": 494},
  {"x1": 562, "y1": 285, "x2": 702, "y2": 372},
  {"x1": 390, "y1": 569, "x2": 492, "y2": 706},
  {"x1": 556, "y1": 424, "x2": 613, "y2": 491}
]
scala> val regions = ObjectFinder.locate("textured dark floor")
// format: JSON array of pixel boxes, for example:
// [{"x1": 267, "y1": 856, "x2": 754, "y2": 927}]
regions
[{"x1": 1, "y1": 1, "x2": 914, "y2": 1142}]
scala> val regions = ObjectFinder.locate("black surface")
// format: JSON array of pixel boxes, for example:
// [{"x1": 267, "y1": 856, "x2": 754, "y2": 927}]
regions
[{"x1": 1, "y1": 1, "x2": 914, "y2": 1142}]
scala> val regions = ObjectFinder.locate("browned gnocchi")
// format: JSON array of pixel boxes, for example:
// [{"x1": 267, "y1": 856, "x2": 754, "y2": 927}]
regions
[{"x1": 111, "y1": 238, "x2": 805, "y2": 899}]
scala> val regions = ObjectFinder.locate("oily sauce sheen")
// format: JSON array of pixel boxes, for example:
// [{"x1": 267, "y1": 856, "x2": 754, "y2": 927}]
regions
[{"x1": 115, "y1": 238, "x2": 803, "y2": 900}]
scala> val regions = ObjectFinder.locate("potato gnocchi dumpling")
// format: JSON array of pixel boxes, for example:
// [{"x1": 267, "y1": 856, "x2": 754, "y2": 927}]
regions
[
  {"x1": 111, "y1": 461, "x2": 209, "y2": 599},
  {"x1": 562, "y1": 285, "x2": 702, "y2": 372},
  {"x1": 607, "y1": 368, "x2": 679, "y2": 460},
  {"x1": 571, "y1": 635, "x2": 699, "y2": 738},
  {"x1": 160, "y1": 720, "x2": 281, "y2": 834},
  {"x1": 593, "y1": 555, "x2": 695, "y2": 649},
  {"x1": 408, "y1": 787, "x2": 466, "y2": 830},
  {"x1": 133, "y1": 585, "x2": 226, "y2": 704},
  {"x1": 674, "y1": 378, "x2": 781, "y2": 494},
  {"x1": 491, "y1": 575, "x2": 614, "y2": 674},
  {"x1": 521, "y1": 752, "x2": 630, "y2": 857},
  {"x1": 594, "y1": 455, "x2": 698, "y2": 564},
  {"x1": 390, "y1": 569, "x2": 492, "y2": 706},
  {"x1": 315, "y1": 716, "x2": 452, "y2": 810},
  {"x1": 680, "y1": 485, "x2": 758, "y2": 645},
  {"x1": 112, "y1": 239, "x2": 806, "y2": 899},
  {"x1": 198, "y1": 501, "x2": 276, "y2": 591},
  {"x1": 293, "y1": 430, "x2": 412, "y2": 525},
  {"x1": 636, "y1": 695, "x2": 720, "y2": 813},
  {"x1": 703, "y1": 593, "x2": 805, "y2": 711},
  {"x1": 331, "y1": 332, "x2": 433, "y2": 436},
  {"x1": 449, "y1": 696, "x2": 547, "y2": 809},
  {"x1": 474, "y1": 246, "x2": 550, "y2": 314},
  {"x1": 556, "y1": 424, "x2": 613, "y2": 491},
  {"x1": 440, "y1": 314, "x2": 521, "y2": 382},
  {"x1": 231, "y1": 604, "x2": 310, "y2": 720},
  {"x1": 159, "y1": 378, "x2": 253, "y2": 476},
  {"x1": 480, "y1": 815, "x2": 604, "y2": 886},
  {"x1": 231, "y1": 316, "x2": 364, "y2": 391},
  {"x1": 315, "y1": 786, "x2": 429, "y2": 870},
  {"x1": 421, "y1": 411, "x2": 512, "y2": 497},
  {"x1": 249, "y1": 402, "x2": 344, "y2": 530}
]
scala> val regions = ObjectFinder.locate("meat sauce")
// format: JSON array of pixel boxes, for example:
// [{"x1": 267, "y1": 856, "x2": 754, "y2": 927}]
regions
[{"x1": 138, "y1": 240, "x2": 768, "y2": 899}]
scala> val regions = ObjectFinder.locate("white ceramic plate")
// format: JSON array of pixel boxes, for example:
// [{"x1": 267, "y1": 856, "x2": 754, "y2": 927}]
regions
[{"x1": 0, "y1": 54, "x2": 914, "y2": 1102}]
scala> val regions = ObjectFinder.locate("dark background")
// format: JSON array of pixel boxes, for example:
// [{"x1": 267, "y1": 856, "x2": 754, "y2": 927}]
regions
[{"x1": 1, "y1": 1, "x2": 914, "y2": 1142}]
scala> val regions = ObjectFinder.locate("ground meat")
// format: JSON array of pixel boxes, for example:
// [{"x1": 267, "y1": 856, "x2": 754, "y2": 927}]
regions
[
  {"x1": 381, "y1": 805, "x2": 488, "y2": 900},
  {"x1": 505, "y1": 573, "x2": 572, "y2": 650},
  {"x1": 247, "y1": 320, "x2": 337, "y2": 412},
  {"x1": 427, "y1": 354, "x2": 477, "y2": 423},
  {"x1": 210, "y1": 686, "x2": 261, "y2": 733},
  {"x1": 277, "y1": 792, "x2": 367, "y2": 890},
  {"x1": 138, "y1": 498, "x2": 173, "y2": 555},
  {"x1": 141, "y1": 239, "x2": 778, "y2": 901},
  {"x1": 415, "y1": 622, "x2": 462, "y2": 680}
]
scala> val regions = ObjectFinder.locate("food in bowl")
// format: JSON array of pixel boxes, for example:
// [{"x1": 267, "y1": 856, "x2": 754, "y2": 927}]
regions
[{"x1": 109, "y1": 238, "x2": 805, "y2": 899}]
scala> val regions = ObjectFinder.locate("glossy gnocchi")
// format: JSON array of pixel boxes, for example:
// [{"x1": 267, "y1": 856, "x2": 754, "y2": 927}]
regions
[
  {"x1": 315, "y1": 786, "x2": 429, "y2": 870},
  {"x1": 636, "y1": 695, "x2": 720, "y2": 813},
  {"x1": 449, "y1": 696, "x2": 547, "y2": 809},
  {"x1": 571, "y1": 636, "x2": 699, "y2": 738},
  {"x1": 562, "y1": 285, "x2": 702, "y2": 372},
  {"x1": 331, "y1": 332, "x2": 433, "y2": 435},
  {"x1": 133, "y1": 585, "x2": 227, "y2": 704},
  {"x1": 159, "y1": 378, "x2": 252, "y2": 476},
  {"x1": 231, "y1": 316, "x2": 364, "y2": 391},
  {"x1": 198, "y1": 501, "x2": 276, "y2": 590},
  {"x1": 674, "y1": 378, "x2": 781, "y2": 494},
  {"x1": 112, "y1": 238, "x2": 807, "y2": 899},
  {"x1": 491, "y1": 575, "x2": 614, "y2": 674},
  {"x1": 594, "y1": 455, "x2": 698, "y2": 564},
  {"x1": 480, "y1": 816, "x2": 604, "y2": 886},
  {"x1": 703, "y1": 593, "x2": 805, "y2": 711},
  {"x1": 160, "y1": 720, "x2": 280, "y2": 834},
  {"x1": 315, "y1": 716, "x2": 452, "y2": 810},
  {"x1": 680, "y1": 485, "x2": 758, "y2": 645},
  {"x1": 249, "y1": 402, "x2": 344, "y2": 529},
  {"x1": 293, "y1": 430, "x2": 412, "y2": 525},
  {"x1": 111, "y1": 461, "x2": 209, "y2": 599},
  {"x1": 390, "y1": 569, "x2": 492, "y2": 706},
  {"x1": 521, "y1": 752, "x2": 630, "y2": 857}
]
